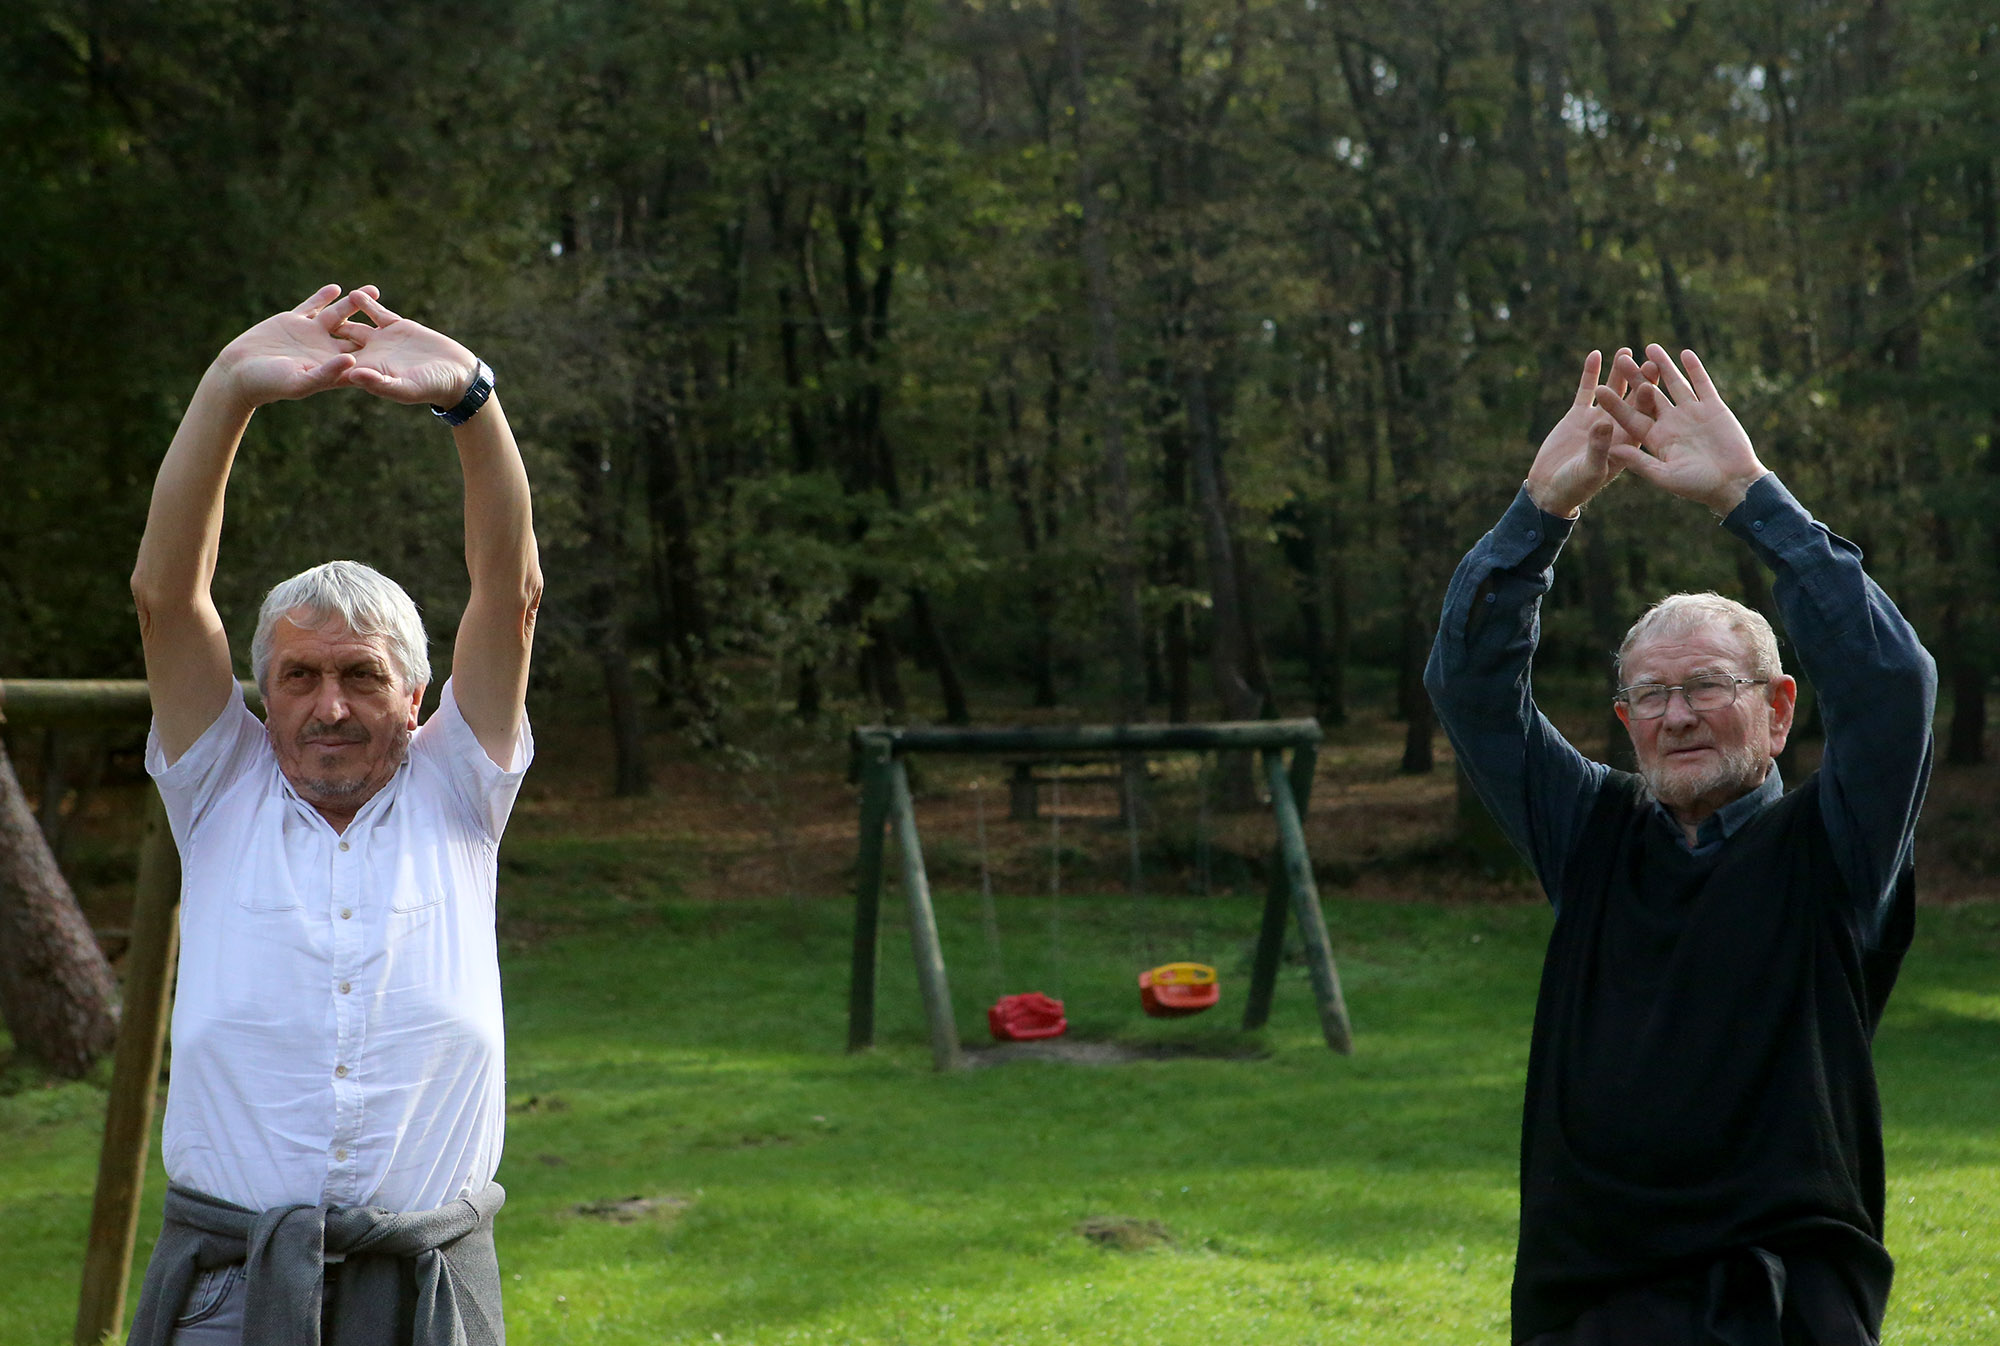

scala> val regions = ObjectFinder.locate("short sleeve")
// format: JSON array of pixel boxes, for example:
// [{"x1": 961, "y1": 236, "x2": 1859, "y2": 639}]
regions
[
  {"x1": 145, "y1": 683, "x2": 270, "y2": 849},
  {"x1": 408, "y1": 677, "x2": 534, "y2": 841}
]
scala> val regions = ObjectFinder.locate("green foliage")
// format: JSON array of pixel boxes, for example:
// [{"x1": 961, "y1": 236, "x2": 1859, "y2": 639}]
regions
[{"x1": 6, "y1": 0, "x2": 2000, "y2": 762}]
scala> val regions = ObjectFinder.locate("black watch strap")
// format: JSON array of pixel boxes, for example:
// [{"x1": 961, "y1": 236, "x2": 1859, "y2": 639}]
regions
[{"x1": 432, "y1": 359, "x2": 496, "y2": 427}]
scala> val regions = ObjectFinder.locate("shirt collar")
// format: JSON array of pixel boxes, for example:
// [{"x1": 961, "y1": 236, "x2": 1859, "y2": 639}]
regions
[
  {"x1": 275, "y1": 760, "x2": 406, "y2": 834},
  {"x1": 1651, "y1": 761, "x2": 1785, "y2": 854}
]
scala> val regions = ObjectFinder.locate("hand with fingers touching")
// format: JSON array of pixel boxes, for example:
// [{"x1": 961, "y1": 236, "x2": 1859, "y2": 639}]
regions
[
  {"x1": 1523, "y1": 348, "x2": 1644, "y2": 518},
  {"x1": 333, "y1": 290, "x2": 484, "y2": 411},
  {"x1": 211, "y1": 284, "x2": 370, "y2": 411},
  {"x1": 1594, "y1": 344, "x2": 1769, "y2": 516}
]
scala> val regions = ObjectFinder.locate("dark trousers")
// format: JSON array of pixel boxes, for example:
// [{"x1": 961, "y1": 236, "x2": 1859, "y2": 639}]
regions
[{"x1": 1525, "y1": 1253, "x2": 1877, "y2": 1346}]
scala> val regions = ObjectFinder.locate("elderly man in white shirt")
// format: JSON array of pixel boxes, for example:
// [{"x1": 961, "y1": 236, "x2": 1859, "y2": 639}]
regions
[{"x1": 124, "y1": 285, "x2": 541, "y2": 1346}]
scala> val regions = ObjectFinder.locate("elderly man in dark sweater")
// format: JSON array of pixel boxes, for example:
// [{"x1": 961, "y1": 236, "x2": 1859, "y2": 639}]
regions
[{"x1": 1425, "y1": 345, "x2": 1935, "y2": 1345}]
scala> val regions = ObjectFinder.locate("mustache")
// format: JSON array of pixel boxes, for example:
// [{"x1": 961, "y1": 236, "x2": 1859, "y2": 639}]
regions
[{"x1": 297, "y1": 721, "x2": 369, "y2": 745}]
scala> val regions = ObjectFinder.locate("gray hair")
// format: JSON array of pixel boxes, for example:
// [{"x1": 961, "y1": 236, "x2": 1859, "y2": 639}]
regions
[
  {"x1": 1616, "y1": 591, "x2": 1782, "y2": 686},
  {"x1": 251, "y1": 560, "x2": 431, "y2": 694}
]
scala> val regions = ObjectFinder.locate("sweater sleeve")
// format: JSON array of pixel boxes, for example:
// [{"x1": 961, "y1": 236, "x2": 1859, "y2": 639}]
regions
[
  {"x1": 1425, "y1": 487, "x2": 1615, "y2": 904},
  {"x1": 1721, "y1": 474, "x2": 1936, "y2": 941}
]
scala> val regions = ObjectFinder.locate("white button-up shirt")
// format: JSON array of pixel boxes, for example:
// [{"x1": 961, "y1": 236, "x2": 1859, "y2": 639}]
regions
[{"x1": 147, "y1": 678, "x2": 531, "y2": 1213}]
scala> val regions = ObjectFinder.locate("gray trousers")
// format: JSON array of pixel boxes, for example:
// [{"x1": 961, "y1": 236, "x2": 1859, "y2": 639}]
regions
[{"x1": 167, "y1": 1262, "x2": 347, "y2": 1346}]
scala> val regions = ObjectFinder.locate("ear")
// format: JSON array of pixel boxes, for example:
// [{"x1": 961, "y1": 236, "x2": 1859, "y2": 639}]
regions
[
  {"x1": 1764, "y1": 675, "x2": 1797, "y2": 756},
  {"x1": 405, "y1": 683, "x2": 427, "y2": 731},
  {"x1": 1613, "y1": 699, "x2": 1633, "y2": 734}
]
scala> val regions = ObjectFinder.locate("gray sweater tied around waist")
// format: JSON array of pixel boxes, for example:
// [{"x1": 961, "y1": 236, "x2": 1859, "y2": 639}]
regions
[{"x1": 127, "y1": 1180, "x2": 505, "y2": 1346}]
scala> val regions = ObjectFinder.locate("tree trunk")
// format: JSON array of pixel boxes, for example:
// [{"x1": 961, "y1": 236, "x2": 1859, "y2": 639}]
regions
[
  {"x1": 1006, "y1": 382, "x2": 1060, "y2": 708},
  {"x1": 0, "y1": 736, "x2": 119, "y2": 1077},
  {"x1": 1946, "y1": 652, "x2": 1987, "y2": 768},
  {"x1": 1398, "y1": 602, "x2": 1436, "y2": 775},
  {"x1": 1057, "y1": 0, "x2": 1149, "y2": 725},
  {"x1": 640, "y1": 386, "x2": 716, "y2": 728},
  {"x1": 861, "y1": 612, "x2": 907, "y2": 718},
  {"x1": 571, "y1": 435, "x2": 651, "y2": 796},
  {"x1": 908, "y1": 587, "x2": 970, "y2": 724},
  {"x1": 1154, "y1": 376, "x2": 1196, "y2": 723},
  {"x1": 1185, "y1": 362, "x2": 1264, "y2": 807}
]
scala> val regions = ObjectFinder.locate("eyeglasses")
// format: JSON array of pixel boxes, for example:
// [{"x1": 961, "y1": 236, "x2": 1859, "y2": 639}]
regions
[{"x1": 1614, "y1": 675, "x2": 1769, "y2": 720}]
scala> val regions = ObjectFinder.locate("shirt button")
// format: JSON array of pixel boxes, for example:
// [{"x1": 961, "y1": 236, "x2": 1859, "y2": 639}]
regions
[
  {"x1": 335, "y1": 1148, "x2": 348, "y2": 1162},
  {"x1": 340, "y1": 909, "x2": 353, "y2": 920},
  {"x1": 335, "y1": 1064, "x2": 350, "y2": 1078},
  {"x1": 339, "y1": 841, "x2": 351, "y2": 852},
  {"x1": 1752, "y1": 519, "x2": 1765, "y2": 531},
  {"x1": 1525, "y1": 529, "x2": 1537, "y2": 540},
  {"x1": 1484, "y1": 593, "x2": 1497, "y2": 604},
  {"x1": 339, "y1": 982, "x2": 352, "y2": 995}
]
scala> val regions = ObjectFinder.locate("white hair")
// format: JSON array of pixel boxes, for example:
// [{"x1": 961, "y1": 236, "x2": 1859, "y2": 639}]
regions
[
  {"x1": 251, "y1": 560, "x2": 431, "y2": 694},
  {"x1": 1616, "y1": 591, "x2": 1782, "y2": 686}
]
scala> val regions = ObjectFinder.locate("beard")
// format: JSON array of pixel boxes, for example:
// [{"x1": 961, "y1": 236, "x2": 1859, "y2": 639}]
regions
[
  {"x1": 291, "y1": 720, "x2": 413, "y2": 804},
  {"x1": 1639, "y1": 733, "x2": 1768, "y2": 816}
]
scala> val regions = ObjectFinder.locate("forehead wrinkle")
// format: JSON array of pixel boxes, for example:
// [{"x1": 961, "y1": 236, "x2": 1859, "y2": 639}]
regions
[{"x1": 1622, "y1": 636, "x2": 1753, "y2": 680}]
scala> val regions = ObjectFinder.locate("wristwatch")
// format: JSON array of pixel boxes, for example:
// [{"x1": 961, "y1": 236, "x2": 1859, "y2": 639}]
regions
[{"x1": 432, "y1": 359, "x2": 496, "y2": 427}]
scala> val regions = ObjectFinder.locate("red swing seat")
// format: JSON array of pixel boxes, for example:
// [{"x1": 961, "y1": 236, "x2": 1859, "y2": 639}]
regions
[{"x1": 988, "y1": 991, "x2": 1068, "y2": 1041}]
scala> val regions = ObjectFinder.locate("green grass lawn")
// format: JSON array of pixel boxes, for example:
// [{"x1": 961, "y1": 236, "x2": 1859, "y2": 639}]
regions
[{"x1": 4, "y1": 850, "x2": 1998, "y2": 1343}]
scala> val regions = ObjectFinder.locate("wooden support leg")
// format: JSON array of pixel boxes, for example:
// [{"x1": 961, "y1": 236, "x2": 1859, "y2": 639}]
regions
[
  {"x1": 75, "y1": 788, "x2": 180, "y2": 1346},
  {"x1": 1245, "y1": 744, "x2": 1319, "y2": 1030},
  {"x1": 889, "y1": 760, "x2": 963, "y2": 1071},
  {"x1": 1008, "y1": 762, "x2": 1038, "y2": 822},
  {"x1": 1242, "y1": 865, "x2": 1290, "y2": 1031},
  {"x1": 847, "y1": 741, "x2": 895, "y2": 1052},
  {"x1": 1263, "y1": 747, "x2": 1352, "y2": 1054}
]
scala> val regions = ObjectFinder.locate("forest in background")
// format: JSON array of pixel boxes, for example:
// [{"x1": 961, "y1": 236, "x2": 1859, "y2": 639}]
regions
[{"x1": 4, "y1": 0, "x2": 1998, "y2": 792}]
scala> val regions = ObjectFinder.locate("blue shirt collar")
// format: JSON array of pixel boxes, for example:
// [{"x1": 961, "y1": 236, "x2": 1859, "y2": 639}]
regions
[{"x1": 1651, "y1": 762, "x2": 1786, "y2": 854}]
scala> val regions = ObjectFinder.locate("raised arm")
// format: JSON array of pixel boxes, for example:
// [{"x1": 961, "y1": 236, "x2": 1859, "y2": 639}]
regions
[
  {"x1": 1426, "y1": 351, "x2": 1641, "y2": 898},
  {"x1": 132, "y1": 285, "x2": 369, "y2": 762},
  {"x1": 338, "y1": 292, "x2": 541, "y2": 767},
  {"x1": 1600, "y1": 347, "x2": 1935, "y2": 927}
]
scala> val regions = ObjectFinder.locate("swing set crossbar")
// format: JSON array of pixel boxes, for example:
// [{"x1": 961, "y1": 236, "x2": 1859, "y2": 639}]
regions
[
  {"x1": 852, "y1": 718, "x2": 1323, "y2": 757},
  {"x1": 845, "y1": 719, "x2": 1353, "y2": 1071}
]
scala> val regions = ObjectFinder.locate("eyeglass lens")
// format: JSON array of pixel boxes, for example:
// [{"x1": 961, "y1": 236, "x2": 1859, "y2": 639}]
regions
[{"x1": 1626, "y1": 676, "x2": 1740, "y2": 718}]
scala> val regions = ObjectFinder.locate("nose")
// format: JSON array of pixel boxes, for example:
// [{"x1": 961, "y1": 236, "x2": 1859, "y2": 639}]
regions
[
  {"x1": 311, "y1": 674, "x2": 350, "y2": 723},
  {"x1": 1660, "y1": 686, "x2": 1702, "y2": 728}
]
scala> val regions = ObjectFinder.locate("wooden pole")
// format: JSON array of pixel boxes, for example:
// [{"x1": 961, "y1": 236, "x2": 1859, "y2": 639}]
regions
[
  {"x1": 1244, "y1": 852, "x2": 1292, "y2": 1034},
  {"x1": 1264, "y1": 748, "x2": 1352, "y2": 1054},
  {"x1": 0, "y1": 679, "x2": 261, "y2": 725},
  {"x1": 1244, "y1": 744, "x2": 1319, "y2": 1030},
  {"x1": 851, "y1": 718, "x2": 1321, "y2": 757},
  {"x1": 888, "y1": 761, "x2": 962, "y2": 1071},
  {"x1": 847, "y1": 739, "x2": 895, "y2": 1052},
  {"x1": 74, "y1": 787, "x2": 180, "y2": 1345}
]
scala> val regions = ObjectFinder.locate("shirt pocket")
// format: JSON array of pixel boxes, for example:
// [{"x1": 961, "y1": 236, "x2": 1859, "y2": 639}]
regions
[{"x1": 391, "y1": 885, "x2": 445, "y2": 914}]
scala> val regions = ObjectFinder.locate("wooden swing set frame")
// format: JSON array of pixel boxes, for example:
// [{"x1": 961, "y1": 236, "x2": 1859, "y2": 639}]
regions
[
  {"x1": 0, "y1": 678, "x2": 256, "y2": 1345},
  {"x1": 846, "y1": 719, "x2": 1354, "y2": 1071}
]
